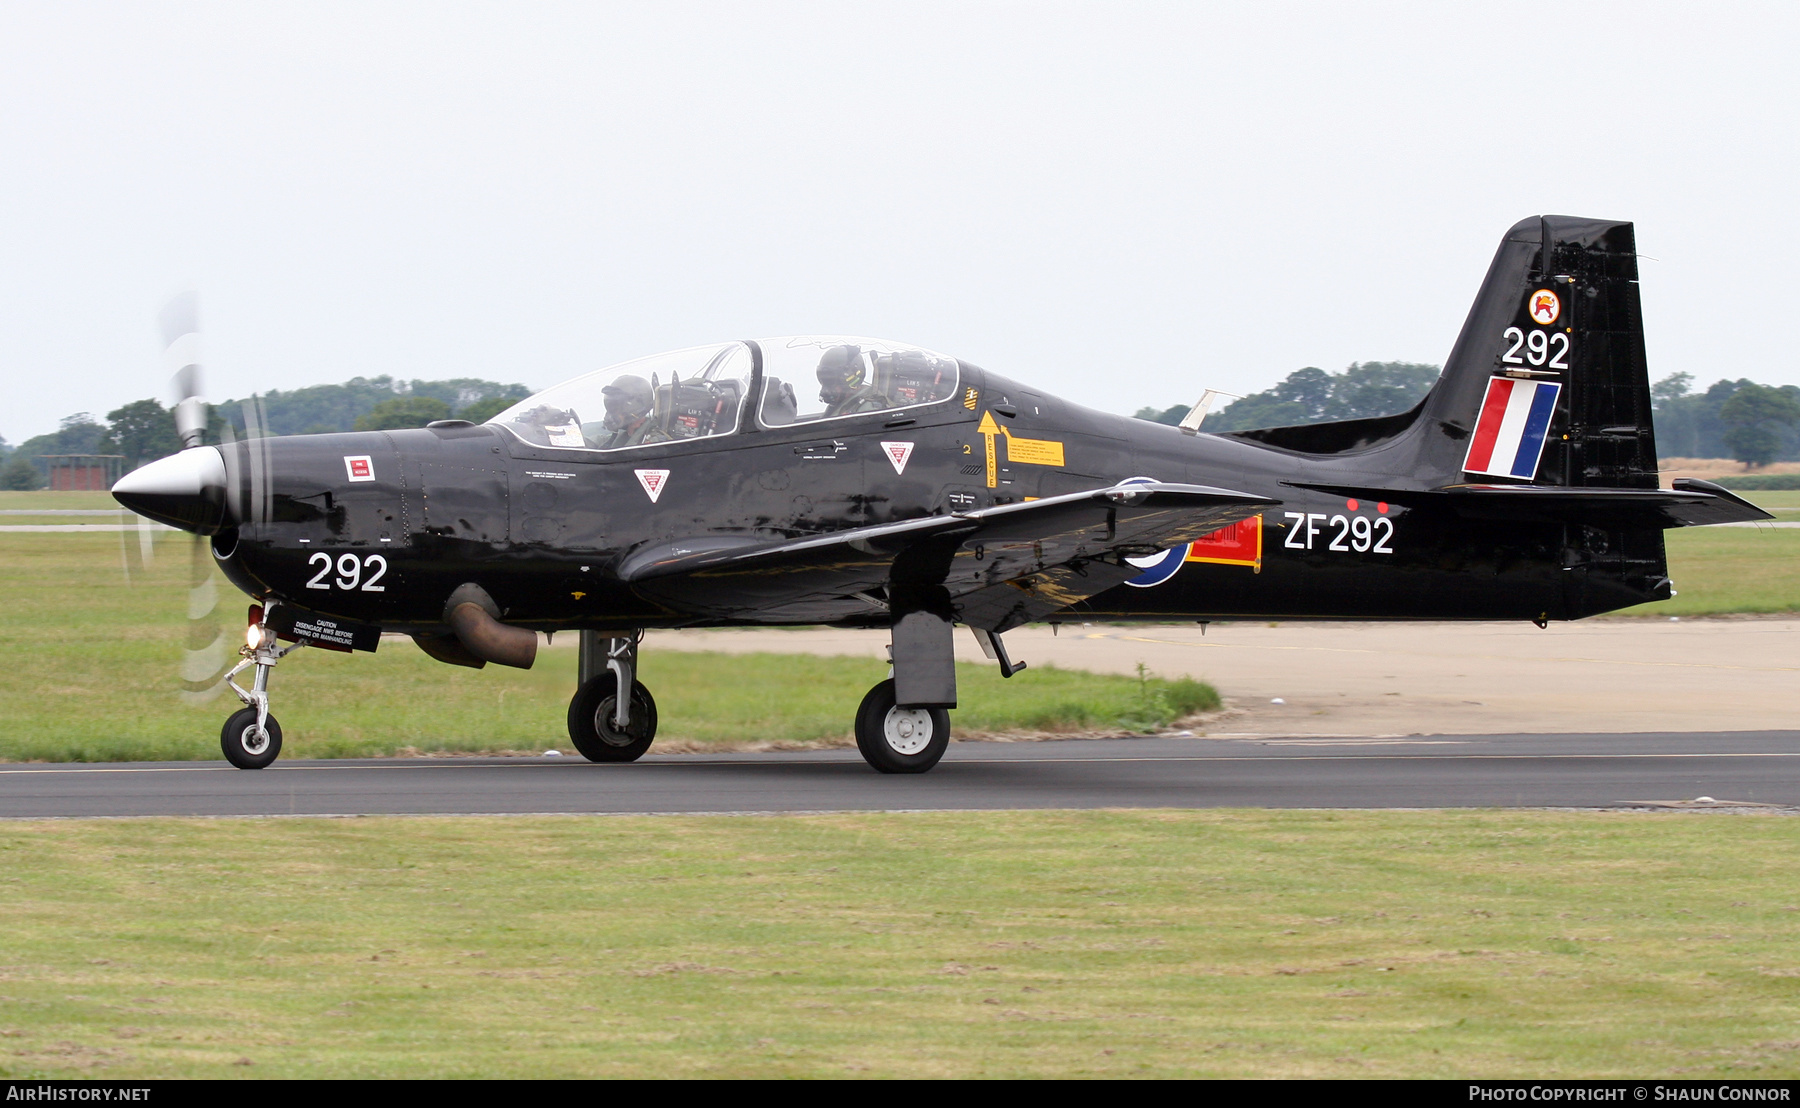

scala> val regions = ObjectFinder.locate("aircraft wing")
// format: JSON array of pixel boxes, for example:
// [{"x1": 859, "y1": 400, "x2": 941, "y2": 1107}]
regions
[{"x1": 619, "y1": 482, "x2": 1279, "y2": 630}]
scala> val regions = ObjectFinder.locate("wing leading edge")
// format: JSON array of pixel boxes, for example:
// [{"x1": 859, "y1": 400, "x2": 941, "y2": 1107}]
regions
[{"x1": 620, "y1": 482, "x2": 1280, "y2": 630}]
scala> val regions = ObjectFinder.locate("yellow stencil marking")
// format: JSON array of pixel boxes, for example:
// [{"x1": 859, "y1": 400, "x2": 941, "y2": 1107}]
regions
[
  {"x1": 977, "y1": 409, "x2": 1067, "y2": 481},
  {"x1": 977, "y1": 410, "x2": 1000, "y2": 488},
  {"x1": 998, "y1": 426, "x2": 1066, "y2": 467}
]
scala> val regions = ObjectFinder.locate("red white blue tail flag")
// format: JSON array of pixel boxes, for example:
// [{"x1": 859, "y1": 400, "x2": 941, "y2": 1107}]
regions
[{"x1": 1463, "y1": 377, "x2": 1561, "y2": 480}]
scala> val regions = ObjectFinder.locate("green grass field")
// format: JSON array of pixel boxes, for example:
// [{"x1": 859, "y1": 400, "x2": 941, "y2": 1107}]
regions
[
  {"x1": 0, "y1": 529, "x2": 1215, "y2": 762},
  {"x1": 1, "y1": 809, "x2": 1798, "y2": 1079},
  {"x1": 0, "y1": 490, "x2": 131, "y2": 511},
  {"x1": 1619, "y1": 526, "x2": 1800, "y2": 617}
]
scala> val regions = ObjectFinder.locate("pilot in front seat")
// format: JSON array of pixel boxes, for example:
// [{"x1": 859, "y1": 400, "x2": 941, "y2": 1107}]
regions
[
  {"x1": 817, "y1": 345, "x2": 890, "y2": 418},
  {"x1": 598, "y1": 375, "x2": 660, "y2": 449}
]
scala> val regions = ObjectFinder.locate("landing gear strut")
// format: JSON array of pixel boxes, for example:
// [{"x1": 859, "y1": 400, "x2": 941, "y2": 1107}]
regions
[
  {"x1": 570, "y1": 631, "x2": 658, "y2": 762},
  {"x1": 219, "y1": 601, "x2": 305, "y2": 769}
]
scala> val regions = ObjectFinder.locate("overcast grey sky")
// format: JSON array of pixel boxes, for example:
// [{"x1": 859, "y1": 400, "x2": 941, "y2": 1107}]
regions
[{"x1": 0, "y1": 1, "x2": 1794, "y2": 443}]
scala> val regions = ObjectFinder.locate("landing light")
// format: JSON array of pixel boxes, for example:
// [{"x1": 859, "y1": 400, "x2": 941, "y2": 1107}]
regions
[{"x1": 246, "y1": 604, "x2": 272, "y2": 651}]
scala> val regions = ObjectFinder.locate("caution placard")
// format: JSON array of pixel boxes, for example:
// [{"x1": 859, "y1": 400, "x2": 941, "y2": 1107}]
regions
[
  {"x1": 1001, "y1": 433, "x2": 1065, "y2": 467},
  {"x1": 267, "y1": 606, "x2": 383, "y2": 653}
]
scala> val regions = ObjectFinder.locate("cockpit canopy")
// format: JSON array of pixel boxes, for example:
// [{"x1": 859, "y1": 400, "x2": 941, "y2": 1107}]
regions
[
  {"x1": 756, "y1": 336, "x2": 960, "y2": 427},
  {"x1": 488, "y1": 336, "x2": 961, "y2": 452}
]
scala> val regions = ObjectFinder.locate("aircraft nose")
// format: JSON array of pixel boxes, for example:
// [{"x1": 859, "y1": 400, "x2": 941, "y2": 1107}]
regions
[{"x1": 111, "y1": 447, "x2": 230, "y2": 534}]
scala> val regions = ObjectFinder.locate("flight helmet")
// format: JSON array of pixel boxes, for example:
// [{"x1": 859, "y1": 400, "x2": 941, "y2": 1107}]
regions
[
  {"x1": 601, "y1": 374, "x2": 654, "y2": 430},
  {"x1": 815, "y1": 345, "x2": 867, "y2": 406}
]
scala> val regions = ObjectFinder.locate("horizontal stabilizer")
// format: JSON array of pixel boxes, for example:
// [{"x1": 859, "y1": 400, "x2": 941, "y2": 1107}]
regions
[{"x1": 1284, "y1": 478, "x2": 1772, "y2": 529}]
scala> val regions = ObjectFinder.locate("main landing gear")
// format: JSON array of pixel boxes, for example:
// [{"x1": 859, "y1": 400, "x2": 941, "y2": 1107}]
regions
[
  {"x1": 570, "y1": 632, "x2": 658, "y2": 762},
  {"x1": 564, "y1": 620, "x2": 1024, "y2": 775},
  {"x1": 848, "y1": 615, "x2": 1028, "y2": 775},
  {"x1": 219, "y1": 601, "x2": 306, "y2": 769},
  {"x1": 854, "y1": 679, "x2": 949, "y2": 773}
]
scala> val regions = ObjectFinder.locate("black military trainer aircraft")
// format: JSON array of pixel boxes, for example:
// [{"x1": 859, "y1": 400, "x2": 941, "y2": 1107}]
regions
[{"x1": 114, "y1": 215, "x2": 1770, "y2": 773}]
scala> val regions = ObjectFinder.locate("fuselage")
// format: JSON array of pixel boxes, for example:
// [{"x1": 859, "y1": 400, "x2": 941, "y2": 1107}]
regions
[{"x1": 202, "y1": 361, "x2": 1664, "y2": 635}]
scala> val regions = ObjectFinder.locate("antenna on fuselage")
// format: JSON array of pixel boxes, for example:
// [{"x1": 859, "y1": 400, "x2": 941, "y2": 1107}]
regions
[{"x1": 1178, "y1": 389, "x2": 1242, "y2": 435}]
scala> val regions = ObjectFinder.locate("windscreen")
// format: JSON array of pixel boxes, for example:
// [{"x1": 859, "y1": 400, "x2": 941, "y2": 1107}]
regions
[{"x1": 488, "y1": 342, "x2": 754, "y2": 451}]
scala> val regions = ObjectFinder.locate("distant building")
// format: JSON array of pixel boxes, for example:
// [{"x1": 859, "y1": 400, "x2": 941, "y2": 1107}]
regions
[{"x1": 39, "y1": 455, "x2": 126, "y2": 491}]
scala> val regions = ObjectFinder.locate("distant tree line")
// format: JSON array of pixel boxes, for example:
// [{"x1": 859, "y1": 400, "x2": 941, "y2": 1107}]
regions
[
  {"x1": 1, "y1": 376, "x2": 531, "y2": 490},
  {"x1": 1650, "y1": 374, "x2": 1800, "y2": 466},
  {"x1": 1134, "y1": 363, "x2": 1800, "y2": 469},
  {"x1": 1135, "y1": 362, "x2": 1442, "y2": 432},
  {"x1": 213, "y1": 376, "x2": 531, "y2": 439}
]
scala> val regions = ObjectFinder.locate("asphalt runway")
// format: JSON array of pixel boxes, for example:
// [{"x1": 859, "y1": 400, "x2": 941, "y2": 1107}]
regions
[{"x1": 5, "y1": 731, "x2": 1799, "y2": 819}]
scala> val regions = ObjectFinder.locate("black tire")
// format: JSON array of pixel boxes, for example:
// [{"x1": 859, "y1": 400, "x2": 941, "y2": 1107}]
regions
[
  {"x1": 568, "y1": 673, "x2": 658, "y2": 762},
  {"x1": 854, "y1": 678, "x2": 950, "y2": 774},
  {"x1": 220, "y1": 707, "x2": 282, "y2": 770}
]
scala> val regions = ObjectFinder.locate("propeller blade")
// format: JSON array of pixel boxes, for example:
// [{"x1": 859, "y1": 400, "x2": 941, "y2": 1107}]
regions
[
  {"x1": 156, "y1": 292, "x2": 229, "y2": 700},
  {"x1": 178, "y1": 532, "x2": 228, "y2": 703},
  {"x1": 242, "y1": 395, "x2": 271, "y2": 527},
  {"x1": 116, "y1": 505, "x2": 136, "y2": 586},
  {"x1": 217, "y1": 418, "x2": 244, "y2": 526},
  {"x1": 140, "y1": 510, "x2": 157, "y2": 567},
  {"x1": 162, "y1": 292, "x2": 207, "y2": 450},
  {"x1": 114, "y1": 504, "x2": 156, "y2": 586}
]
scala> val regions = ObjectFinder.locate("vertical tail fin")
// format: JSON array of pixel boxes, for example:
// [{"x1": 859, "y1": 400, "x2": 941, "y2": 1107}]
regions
[
  {"x1": 1420, "y1": 216, "x2": 1669, "y2": 617},
  {"x1": 1417, "y1": 215, "x2": 1657, "y2": 490}
]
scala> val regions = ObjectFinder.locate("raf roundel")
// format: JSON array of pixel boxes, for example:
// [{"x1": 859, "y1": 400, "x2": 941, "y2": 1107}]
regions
[
  {"x1": 1529, "y1": 289, "x2": 1561, "y2": 326},
  {"x1": 1123, "y1": 545, "x2": 1186, "y2": 587}
]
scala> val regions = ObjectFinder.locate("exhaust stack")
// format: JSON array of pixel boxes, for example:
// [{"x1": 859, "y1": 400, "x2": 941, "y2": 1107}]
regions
[{"x1": 443, "y1": 583, "x2": 537, "y2": 670}]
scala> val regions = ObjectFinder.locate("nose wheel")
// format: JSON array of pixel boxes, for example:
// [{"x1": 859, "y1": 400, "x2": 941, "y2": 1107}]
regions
[
  {"x1": 568, "y1": 672, "x2": 658, "y2": 761},
  {"x1": 570, "y1": 632, "x2": 657, "y2": 762},
  {"x1": 855, "y1": 678, "x2": 950, "y2": 774},
  {"x1": 221, "y1": 707, "x2": 283, "y2": 769}
]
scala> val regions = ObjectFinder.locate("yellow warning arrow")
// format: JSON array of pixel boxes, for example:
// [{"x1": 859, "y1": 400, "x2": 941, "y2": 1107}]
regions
[{"x1": 977, "y1": 410, "x2": 1000, "y2": 488}]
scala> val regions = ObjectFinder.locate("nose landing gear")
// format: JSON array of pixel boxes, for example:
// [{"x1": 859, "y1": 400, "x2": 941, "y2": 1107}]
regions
[
  {"x1": 221, "y1": 705, "x2": 283, "y2": 769},
  {"x1": 570, "y1": 631, "x2": 658, "y2": 762},
  {"x1": 218, "y1": 602, "x2": 306, "y2": 769}
]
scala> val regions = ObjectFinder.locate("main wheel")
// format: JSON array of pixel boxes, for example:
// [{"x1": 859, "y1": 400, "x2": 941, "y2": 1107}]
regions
[
  {"x1": 221, "y1": 707, "x2": 282, "y2": 770},
  {"x1": 854, "y1": 678, "x2": 950, "y2": 774},
  {"x1": 568, "y1": 673, "x2": 658, "y2": 762}
]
